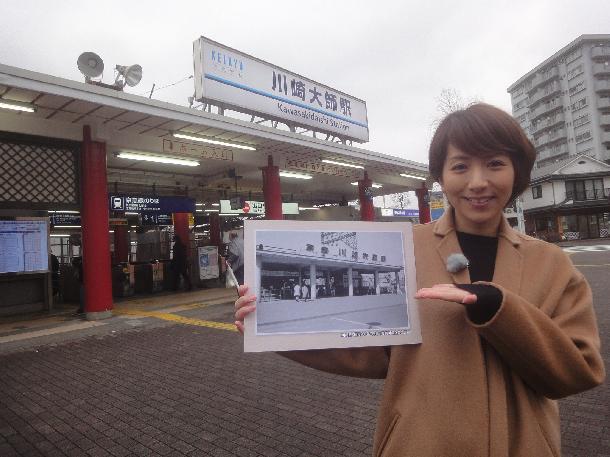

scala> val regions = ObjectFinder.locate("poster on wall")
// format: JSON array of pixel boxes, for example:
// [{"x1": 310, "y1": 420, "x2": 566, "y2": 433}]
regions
[
  {"x1": 198, "y1": 246, "x2": 219, "y2": 280},
  {"x1": 243, "y1": 220, "x2": 421, "y2": 352},
  {"x1": 0, "y1": 219, "x2": 49, "y2": 274}
]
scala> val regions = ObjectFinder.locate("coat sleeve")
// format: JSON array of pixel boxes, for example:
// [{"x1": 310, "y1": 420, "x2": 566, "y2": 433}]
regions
[
  {"x1": 468, "y1": 250, "x2": 605, "y2": 399},
  {"x1": 277, "y1": 346, "x2": 390, "y2": 379}
]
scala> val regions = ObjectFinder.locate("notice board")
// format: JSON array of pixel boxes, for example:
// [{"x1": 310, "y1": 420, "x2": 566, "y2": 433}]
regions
[{"x1": 0, "y1": 219, "x2": 49, "y2": 274}]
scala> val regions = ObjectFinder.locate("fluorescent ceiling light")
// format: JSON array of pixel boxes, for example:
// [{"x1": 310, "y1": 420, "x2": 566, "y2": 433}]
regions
[
  {"x1": 56, "y1": 225, "x2": 82, "y2": 228},
  {"x1": 204, "y1": 209, "x2": 220, "y2": 212},
  {"x1": 125, "y1": 212, "x2": 139, "y2": 215},
  {"x1": 351, "y1": 182, "x2": 383, "y2": 188},
  {"x1": 279, "y1": 171, "x2": 312, "y2": 179},
  {"x1": 195, "y1": 203, "x2": 204, "y2": 206},
  {"x1": 0, "y1": 100, "x2": 37, "y2": 113},
  {"x1": 50, "y1": 234, "x2": 70, "y2": 237},
  {"x1": 299, "y1": 207, "x2": 320, "y2": 211},
  {"x1": 117, "y1": 151, "x2": 199, "y2": 167},
  {"x1": 48, "y1": 210, "x2": 80, "y2": 214},
  {"x1": 400, "y1": 173, "x2": 427, "y2": 180},
  {"x1": 173, "y1": 132, "x2": 256, "y2": 151},
  {"x1": 212, "y1": 203, "x2": 220, "y2": 207},
  {"x1": 322, "y1": 159, "x2": 364, "y2": 169}
]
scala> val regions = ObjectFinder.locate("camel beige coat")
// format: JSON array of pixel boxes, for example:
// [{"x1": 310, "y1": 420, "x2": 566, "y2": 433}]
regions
[{"x1": 282, "y1": 211, "x2": 605, "y2": 457}]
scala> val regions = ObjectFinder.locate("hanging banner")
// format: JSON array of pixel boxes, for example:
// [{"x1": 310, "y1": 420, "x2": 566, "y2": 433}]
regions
[{"x1": 198, "y1": 246, "x2": 219, "y2": 280}]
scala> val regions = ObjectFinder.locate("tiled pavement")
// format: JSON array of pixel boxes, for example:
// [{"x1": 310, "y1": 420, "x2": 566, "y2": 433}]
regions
[{"x1": 0, "y1": 245, "x2": 608, "y2": 457}]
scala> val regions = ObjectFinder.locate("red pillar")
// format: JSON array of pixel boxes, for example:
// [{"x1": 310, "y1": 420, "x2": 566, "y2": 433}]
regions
[
  {"x1": 358, "y1": 171, "x2": 375, "y2": 221},
  {"x1": 209, "y1": 213, "x2": 221, "y2": 249},
  {"x1": 173, "y1": 212, "x2": 190, "y2": 256},
  {"x1": 415, "y1": 183, "x2": 431, "y2": 224},
  {"x1": 113, "y1": 225, "x2": 129, "y2": 263},
  {"x1": 81, "y1": 125, "x2": 113, "y2": 319},
  {"x1": 262, "y1": 155, "x2": 283, "y2": 220}
]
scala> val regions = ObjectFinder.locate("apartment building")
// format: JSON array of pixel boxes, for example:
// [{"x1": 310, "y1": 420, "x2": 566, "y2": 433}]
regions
[{"x1": 507, "y1": 34, "x2": 610, "y2": 168}]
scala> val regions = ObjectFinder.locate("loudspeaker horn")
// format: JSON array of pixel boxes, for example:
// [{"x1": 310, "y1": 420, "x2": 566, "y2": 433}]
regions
[
  {"x1": 115, "y1": 64, "x2": 143, "y2": 88},
  {"x1": 77, "y1": 52, "x2": 104, "y2": 79}
]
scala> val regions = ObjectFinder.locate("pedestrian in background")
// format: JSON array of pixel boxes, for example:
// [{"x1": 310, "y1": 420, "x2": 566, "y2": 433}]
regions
[{"x1": 171, "y1": 235, "x2": 191, "y2": 291}]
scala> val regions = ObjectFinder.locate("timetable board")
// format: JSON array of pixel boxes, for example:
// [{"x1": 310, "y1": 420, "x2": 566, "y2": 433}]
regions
[{"x1": 0, "y1": 220, "x2": 49, "y2": 274}]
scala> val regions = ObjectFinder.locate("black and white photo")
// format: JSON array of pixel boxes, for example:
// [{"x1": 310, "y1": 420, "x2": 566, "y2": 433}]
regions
[{"x1": 243, "y1": 220, "x2": 420, "y2": 352}]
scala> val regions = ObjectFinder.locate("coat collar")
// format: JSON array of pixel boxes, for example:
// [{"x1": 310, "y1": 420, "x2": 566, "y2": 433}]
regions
[{"x1": 432, "y1": 208, "x2": 523, "y2": 289}]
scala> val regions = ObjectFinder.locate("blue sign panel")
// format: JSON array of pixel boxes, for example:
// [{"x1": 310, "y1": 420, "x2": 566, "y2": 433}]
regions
[
  {"x1": 393, "y1": 209, "x2": 419, "y2": 218},
  {"x1": 141, "y1": 213, "x2": 173, "y2": 226},
  {"x1": 109, "y1": 195, "x2": 195, "y2": 214}
]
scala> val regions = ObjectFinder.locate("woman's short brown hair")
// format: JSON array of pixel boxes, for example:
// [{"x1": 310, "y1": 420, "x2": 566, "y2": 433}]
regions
[{"x1": 429, "y1": 103, "x2": 536, "y2": 203}]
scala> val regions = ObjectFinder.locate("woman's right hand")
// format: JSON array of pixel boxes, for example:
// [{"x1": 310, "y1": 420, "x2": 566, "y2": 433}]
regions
[{"x1": 234, "y1": 284, "x2": 257, "y2": 335}]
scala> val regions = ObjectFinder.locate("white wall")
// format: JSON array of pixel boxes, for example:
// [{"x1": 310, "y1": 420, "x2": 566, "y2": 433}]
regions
[{"x1": 522, "y1": 181, "x2": 556, "y2": 210}]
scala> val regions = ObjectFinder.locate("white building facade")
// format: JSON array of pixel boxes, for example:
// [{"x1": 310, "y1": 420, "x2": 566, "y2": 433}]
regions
[
  {"x1": 507, "y1": 35, "x2": 610, "y2": 168},
  {"x1": 522, "y1": 155, "x2": 610, "y2": 241}
]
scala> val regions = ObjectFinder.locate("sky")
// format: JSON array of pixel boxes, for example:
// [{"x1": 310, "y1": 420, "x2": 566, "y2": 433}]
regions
[{"x1": 1, "y1": 0, "x2": 609, "y2": 165}]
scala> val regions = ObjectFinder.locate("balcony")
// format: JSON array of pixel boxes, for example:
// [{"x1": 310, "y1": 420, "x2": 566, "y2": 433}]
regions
[
  {"x1": 593, "y1": 62, "x2": 610, "y2": 76},
  {"x1": 594, "y1": 79, "x2": 610, "y2": 93},
  {"x1": 535, "y1": 128, "x2": 567, "y2": 148},
  {"x1": 529, "y1": 82, "x2": 562, "y2": 106},
  {"x1": 531, "y1": 113, "x2": 565, "y2": 134},
  {"x1": 600, "y1": 114, "x2": 610, "y2": 127},
  {"x1": 591, "y1": 46, "x2": 610, "y2": 60},
  {"x1": 599, "y1": 98, "x2": 610, "y2": 110},
  {"x1": 529, "y1": 100, "x2": 562, "y2": 120},
  {"x1": 602, "y1": 131, "x2": 610, "y2": 144},
  {"x1": 529, "y1": 67, "x2": 559, "y2": 92},
  {"x1": 566, "y1": 188, "x2": 610, "y2": 201}
]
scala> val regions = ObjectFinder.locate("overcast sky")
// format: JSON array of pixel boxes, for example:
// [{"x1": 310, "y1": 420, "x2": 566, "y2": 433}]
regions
[{"x1": 1, "y1": 1, "x2": 608, "y2": 164}]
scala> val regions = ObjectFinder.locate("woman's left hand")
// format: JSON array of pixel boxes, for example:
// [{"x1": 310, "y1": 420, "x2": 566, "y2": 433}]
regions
[{"x1": 415, "y1": 283, "x2": 477, "y2": 305}]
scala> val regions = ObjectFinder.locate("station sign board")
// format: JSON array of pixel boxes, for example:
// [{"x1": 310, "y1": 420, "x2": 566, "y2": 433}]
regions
[
  {"x1": 109, "y1": 195, "x2": 195, "y2": 214},
  {"x1": 193, "y1": 36, "x2": 369, "y2": 142},
  {"x1": 219, "y1": 200, "x2": 299, "y2": 215},
  {"x1": 281, "y1": 158, "x2": 361, "y2": 179},
  {"x1": 50, "y1": 213, "x2": 81, "y2": 226},
  {"x1": 162, "y1": 139, "x2": 233, "y2": 161}
]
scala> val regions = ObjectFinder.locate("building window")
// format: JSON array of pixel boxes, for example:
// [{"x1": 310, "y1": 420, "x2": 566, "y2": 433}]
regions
[
  {"x1": 565, "y1": 179, "x2": 606, "y2": 200},
  {"x1": 532, "y1": 185, "x2": 542, "y2": 199}
]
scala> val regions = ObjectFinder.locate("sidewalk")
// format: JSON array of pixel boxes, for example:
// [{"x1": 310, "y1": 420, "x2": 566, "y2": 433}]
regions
[{"x1": 0, "y1": 287, "x2": 237, "y2": 355}]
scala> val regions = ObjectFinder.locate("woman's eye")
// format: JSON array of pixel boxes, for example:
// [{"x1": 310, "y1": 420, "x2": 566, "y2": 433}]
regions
[
  {"x1": 488, "y1": 159, "x2": 506, "y2": 168},
  {"x1": 450, "y1": 163, "x2": 467, "y2": 171}
]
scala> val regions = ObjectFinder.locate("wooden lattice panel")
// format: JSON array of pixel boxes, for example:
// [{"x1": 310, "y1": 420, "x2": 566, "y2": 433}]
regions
[{"x1": 0, "y1": 139, "x2": 79, "y2": 205}]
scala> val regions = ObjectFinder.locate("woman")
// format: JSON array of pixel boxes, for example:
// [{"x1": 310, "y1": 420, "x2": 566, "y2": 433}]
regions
[{"x1": 234, "y1": 103, "x2": 605, "y2": 457}]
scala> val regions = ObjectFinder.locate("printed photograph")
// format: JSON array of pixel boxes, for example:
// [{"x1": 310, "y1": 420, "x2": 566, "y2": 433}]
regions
[{"x1": 243, "y1": 220, "x2": 421, "y2": 352}]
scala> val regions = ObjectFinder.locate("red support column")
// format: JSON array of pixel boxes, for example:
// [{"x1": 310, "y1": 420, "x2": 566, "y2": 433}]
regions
[
  {"x1": 81, "y1": 126, "x2": 113, "y2": 319},
  {"x1": 358, "y1": 171, "x2": 375, "y2": 221},
  {"x1": 209, "y1": 213, "x2": 221, "y2": 249},
  {"x1": 415, "y1": 183, "x2": 431, "y2": 224},
  {"x1": 113, "y1": 225, "x2": 129, "y2": 264},
  {"x1": 173, "y1": 213, "x2": 191, "y2": 256},
  {"x1": 261, "y1": 155, "x2": 283, "y2": 220}
]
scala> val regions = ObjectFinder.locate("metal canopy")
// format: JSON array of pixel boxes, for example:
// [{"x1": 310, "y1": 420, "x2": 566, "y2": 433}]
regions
[{"x1": 0, "y1": 64, "x2": 429, "y2": 206}]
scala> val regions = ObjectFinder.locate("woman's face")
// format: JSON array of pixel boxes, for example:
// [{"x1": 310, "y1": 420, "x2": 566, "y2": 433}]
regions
[{"x1": 441, "y1": 144, "x2": 515, "y2": 236}]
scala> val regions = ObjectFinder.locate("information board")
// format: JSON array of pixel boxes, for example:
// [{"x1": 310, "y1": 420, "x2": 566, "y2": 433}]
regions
[{"x1": 0, "y1": 220, "x2": 49, "y2": 274}]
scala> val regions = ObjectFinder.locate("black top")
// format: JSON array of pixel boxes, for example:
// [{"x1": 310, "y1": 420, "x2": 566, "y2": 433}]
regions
[
  {"x1": 455, "y1": 231, "x2": 503, "y2": 324},
  {"x1": 456, "y1": 231, "x2": 498, "y2": 282}
]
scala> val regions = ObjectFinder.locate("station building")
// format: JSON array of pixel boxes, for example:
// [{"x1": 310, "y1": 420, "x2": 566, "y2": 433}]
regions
[{"x1": 0, "y1": 38, "x2": 431, "y2": 318}]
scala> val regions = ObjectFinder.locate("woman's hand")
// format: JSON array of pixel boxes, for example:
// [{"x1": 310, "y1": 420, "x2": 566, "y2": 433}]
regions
[
  {"x1": 415, "y1": 283, "x2": 477, "y2": 305},
  {"x1": 234, "y1": 284, "x2": 257, "y2": 335}
]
